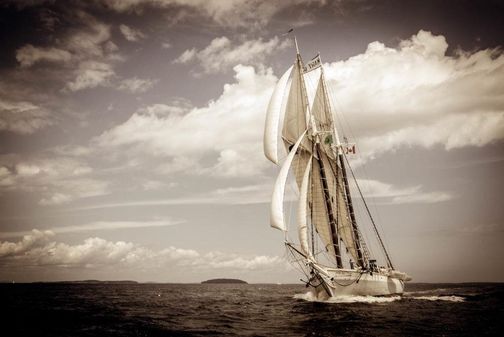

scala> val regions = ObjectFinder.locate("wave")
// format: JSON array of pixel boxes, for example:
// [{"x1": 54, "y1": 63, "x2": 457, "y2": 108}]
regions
[
  {"x1": 294, "y1": 292, "x2": 401, "y2": 303},
  {"x1": 294, "y1": 292, "x2": 465, "y2": 303},
  {"x1": 409, "y1": 295, "x2": 465, "y2": 302}
]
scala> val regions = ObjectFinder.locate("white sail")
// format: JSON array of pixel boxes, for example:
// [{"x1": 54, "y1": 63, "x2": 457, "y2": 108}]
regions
[
  {"x1": 298, "y1": 157, "x2": 313, "y2": 259},
  {"x1": 310, "y1": 157, "x2": 336, "y2": 258},
  {"x1": 264, "y1": 66, "x2": 293, "y2": 164},
  {"x1": 270, "y1": 130, "x2": 307, "y2": 231},
  {"x1": 282, "y1": 59, "x2": 309, "y2": 148},
  {"x1": 311, "y1": 73, "x2": 335, "y2": 158}
]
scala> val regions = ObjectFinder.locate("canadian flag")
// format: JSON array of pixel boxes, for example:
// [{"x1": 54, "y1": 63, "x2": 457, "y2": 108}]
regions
[{"x1": 344, "y1": 144, "x2": 356, "y2": 154}]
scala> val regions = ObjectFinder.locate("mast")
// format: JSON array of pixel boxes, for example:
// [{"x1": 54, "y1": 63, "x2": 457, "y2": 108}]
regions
[
  {"x1": 315, "y1": 145, "x2": 343, "y2": 268},
  {"x1": 295, "y1": 40, "x2": 343, "y2": 268},
  {"x1": 338, "y1": 154, "x2": 365, "y2": 267},
  {"x1": 343, "y1": 154, "x2": 395, "y2": 269},
  {"x1": 319, "y1": 66, "x2": 366, "y2": 268}
]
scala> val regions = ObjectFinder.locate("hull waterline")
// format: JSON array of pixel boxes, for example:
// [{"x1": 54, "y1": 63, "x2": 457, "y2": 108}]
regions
[{"x1": 310, "y1": 269, "x2": 405, "y2": 300}]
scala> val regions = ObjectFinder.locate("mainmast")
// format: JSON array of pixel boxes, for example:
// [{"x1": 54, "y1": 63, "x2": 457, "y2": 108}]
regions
[
  {"x1": 295, "y1": 40, "x2": 343, "y2": 268},
  {"x1": 319, "y1": 65, "x2": 366, "y2": 268}
]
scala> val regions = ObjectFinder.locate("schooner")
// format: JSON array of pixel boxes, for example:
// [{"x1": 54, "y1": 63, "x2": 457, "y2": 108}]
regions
[{"x1": 264, "y1": 38, "x2": 411, "y2": 299}]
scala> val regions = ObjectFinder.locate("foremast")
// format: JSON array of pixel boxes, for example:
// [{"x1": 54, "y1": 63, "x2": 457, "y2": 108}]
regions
[{"x1": 293, "y1": 42, "x2": 344, "y2": 268}]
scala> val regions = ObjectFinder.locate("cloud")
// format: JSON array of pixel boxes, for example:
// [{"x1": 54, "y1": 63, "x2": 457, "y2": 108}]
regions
[
  {"x1": 174, "y1": 48, "x2": 196, "y2": 64},
  {"x1": 117, "y1": 77, "x2": 156, "y2": 93},
  {"x1": 161, "y1": 41, "x2": 172, "y2": 49},
  {"x1": 0, "y1": 232, "x2": 285, "y2": 272},
  {"x1": 323, "y1": 30, "x2": 504, "y2": 160},
  {"x1": 119, "y1": 24, "x2": 146, "y2": 41},
  {"x1": 16, "y1": 44, "x2": 71, "y2": 67},
  {"x1": 13, "y1": 11, "x2": 122, "y2": 92},
  {"x1": 0, "y1": 156, "x2": 109, "y2": 205},
  {"x1": 391, "y1": 191, "x2": 453, "y2": 204},
  {"x1": 0, "y1": 229, "x2": 53, "y2": 258},
  {"x1": 95, "y1": 64, "x2": 276, "y2": 177},
  {"x1": 102, "y1": 0, "x2": 326, "y2": 29},
  {"x1": 38, "y1": 178, "x2": 109, "y2": 205},
  {"x1": 354, "y1": 179, "x2": 453, "y2": 204},
  {"x1": 141, "y1": 180, "x2": 177, "y2": 191},
  {"x1": 0, "y1": 99, "x2": 53, "y2": 134},
  {"x1": 94, "y1": 30, "x2": 504, "y2": 184},
  {"x1": 66, "y1": 61, "x2": 115, "y2": 91},
  {"x1": 0, "y1": 219, "x2": 183, "y2": 238},
  {"x1": 174, "y1": 36, "x2": 291, "y2": 74},
  {"x1": 68, "y1": 177, "x2": 450, "y2": 212},
  {"x1": 64, "y1": 12, "x2": 112, "y2": 58}
]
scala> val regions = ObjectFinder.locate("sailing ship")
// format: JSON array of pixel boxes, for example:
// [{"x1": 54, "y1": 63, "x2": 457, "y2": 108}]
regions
[{"x1": 264, "y1": 38, "x2": 411, "y2": 299}]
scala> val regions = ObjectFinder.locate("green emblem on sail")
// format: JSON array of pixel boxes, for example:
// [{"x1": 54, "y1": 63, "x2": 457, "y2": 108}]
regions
[{"x1": 324, "y1": 134, "x2": 333, "y2": 145}]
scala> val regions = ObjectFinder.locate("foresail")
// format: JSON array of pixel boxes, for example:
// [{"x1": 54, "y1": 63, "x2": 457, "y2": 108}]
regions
[
  {"x1": 282, "y1": 59, "x2": 310, "y2": 150},
  {"x1": 298, "y1": 157, "x2": 313, "y2": 259},
  {"x1": 264, "y1": 66, "x2": 293, "y2": 165},
  {"x1": 270, "y1": 130, "x2": 308, "y2": 231},
  {"x1": 311, "y1": 73, "x2": 336, "y2": 158}
]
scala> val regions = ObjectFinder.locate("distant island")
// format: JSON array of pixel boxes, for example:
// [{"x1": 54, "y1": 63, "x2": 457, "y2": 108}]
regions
[
  {"x1": 201, "y1": 278, "x2": 247, "y2": 284},
  {"x1": 31, "y1": 280, "x2": 139, "y2": 284}
]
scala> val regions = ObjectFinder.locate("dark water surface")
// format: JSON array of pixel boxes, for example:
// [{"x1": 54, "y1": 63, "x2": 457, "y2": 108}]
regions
[{"x1": 2, "y1": 282, "x2": 503, "y2": 336}]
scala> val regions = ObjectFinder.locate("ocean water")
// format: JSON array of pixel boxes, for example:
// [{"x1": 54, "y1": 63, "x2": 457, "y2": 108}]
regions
[{"x1": 2, "y1": 282, "x2": 503, "y2": 336}]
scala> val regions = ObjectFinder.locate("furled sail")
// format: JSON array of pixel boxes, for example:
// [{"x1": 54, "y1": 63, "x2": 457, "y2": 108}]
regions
[
  {"x1": 264, "y1": 66, "x2": 293, "y2": 165},
  {"x1": 270, "y1": 130, "x2": 308, "y2": 231},
  {"x1": 298, "y1": 158, "x2": 313, "y2": 259}
]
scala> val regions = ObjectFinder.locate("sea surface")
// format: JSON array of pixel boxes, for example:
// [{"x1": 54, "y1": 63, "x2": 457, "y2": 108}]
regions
[{"x1": 2, "y1": 282, "x2": 503, "y2": 336}]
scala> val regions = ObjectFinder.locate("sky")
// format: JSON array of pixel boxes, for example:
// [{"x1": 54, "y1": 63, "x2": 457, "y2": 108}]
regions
[{"x1": 0, "y1": 0, "x2": 503, "y2": 283}]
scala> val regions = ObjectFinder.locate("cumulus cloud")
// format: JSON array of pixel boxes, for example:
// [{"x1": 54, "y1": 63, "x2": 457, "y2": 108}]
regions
[
  {"x1": 0, "y1": 99, "x2": 53, "y2": 134},
  {"x1": 95, "y1": 65, "x2": 276, "y2": 176},
  {"x1": 0, "y1": 230, "x2": 53, "y2": 258},
  {"x1": 174, "y1": 36, "x2": 291, "y2": 74},
  {"x1": 117, "y1": 77, "x2": 156, "y2": 93},
  {"x1": 71, "y1": 31, "x2": 504, "y2": 192},
  {"x1": 94, "y1": 30, "x2": 504, "y2": 184},
  {"x1": 119, "y1": 24, "x2": 146, "y2": 41},
  {"x1": 0, "y1": 232, "x2": 285, "y2": 273},
  {"x1": 323, "y1": 30, "x2": 504, "y2": 160}
]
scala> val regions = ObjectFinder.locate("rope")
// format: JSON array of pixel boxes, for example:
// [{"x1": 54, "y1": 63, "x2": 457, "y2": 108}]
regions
[{"x1": 342, "y1": 152, "x2": 395, "y2": 269}]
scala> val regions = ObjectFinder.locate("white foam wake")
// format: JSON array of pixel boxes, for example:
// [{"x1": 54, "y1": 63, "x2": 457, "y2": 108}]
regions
[
  {"x1": 294, "y1": 292, "x2": 401, "y2": 303},
  {"x1": 410, "y1": 295, "x2": 465, "y2": 302}
]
